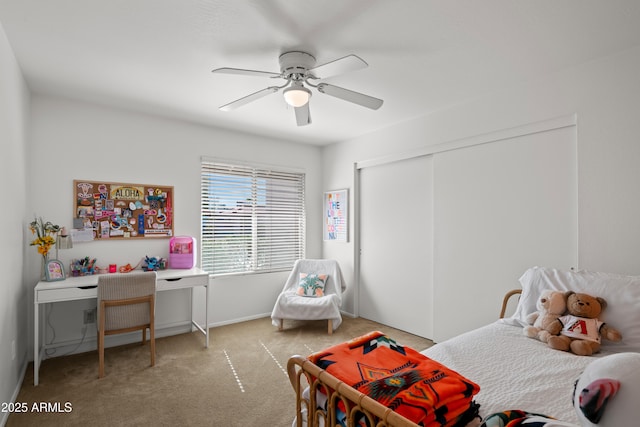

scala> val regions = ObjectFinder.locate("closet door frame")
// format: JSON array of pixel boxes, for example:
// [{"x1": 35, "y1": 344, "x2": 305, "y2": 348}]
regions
[{"x1": 353, "y1": 114, "x2": 577, "y2": 337}]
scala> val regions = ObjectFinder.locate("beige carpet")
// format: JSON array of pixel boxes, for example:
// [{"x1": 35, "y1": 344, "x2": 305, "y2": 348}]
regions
[{"x1": 10, "y1": 317, "x2": 433, "y2": 427}]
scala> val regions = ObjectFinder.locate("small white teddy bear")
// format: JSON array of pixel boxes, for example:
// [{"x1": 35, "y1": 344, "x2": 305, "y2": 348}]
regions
[{"x1": 523, "y1": 289, "x2": 567, "y2": 343}]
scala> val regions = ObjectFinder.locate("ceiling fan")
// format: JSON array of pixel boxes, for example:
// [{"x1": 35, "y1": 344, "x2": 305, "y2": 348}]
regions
[{"x1": 211, "y1": 51, "x2": 383, "y2": 126}]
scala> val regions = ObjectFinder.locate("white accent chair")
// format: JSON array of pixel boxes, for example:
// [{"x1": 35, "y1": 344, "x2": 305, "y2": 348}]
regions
[
  {"x1": 97, "y1": 271, "x2": 157, "y2": 378},
  {"x1": 271, "y1": 259, "x2": 346, "y2": 335}
]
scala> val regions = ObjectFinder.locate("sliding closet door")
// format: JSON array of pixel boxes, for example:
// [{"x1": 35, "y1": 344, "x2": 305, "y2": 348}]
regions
[
  {"x1": 433, "y1": 125, "x2": 577, "y2": 342},
  {"x1": 358, "y1": 155, "x2": 433, "y2": 338}
]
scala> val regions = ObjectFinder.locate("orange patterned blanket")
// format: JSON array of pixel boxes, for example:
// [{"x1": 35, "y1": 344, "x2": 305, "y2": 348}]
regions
[{"x1": 308, "y1": 331, "x2": 480, "y2": 427}]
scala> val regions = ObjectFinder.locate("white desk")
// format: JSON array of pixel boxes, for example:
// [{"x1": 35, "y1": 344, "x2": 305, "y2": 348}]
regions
[{"x1": 33, "y1": 267, "x2": 209, "y2": 385}]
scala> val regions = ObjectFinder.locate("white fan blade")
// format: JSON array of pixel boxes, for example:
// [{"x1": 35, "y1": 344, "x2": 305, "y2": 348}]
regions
[
  {"x1": 212, "y1": 67, "x2": 281, "y2": 78},
  {"x1": 220, "y1": 86, "x2": 280, "y2": 111},
  {"x1": 295, "y1": 103, "x2": 311, "y2": 126},
  {"x1": 317, "y1": 83, "x2": 383, "y2": 110},
  {"x1": 309, "y1": 54, "x2": 368, "y2": 79}
]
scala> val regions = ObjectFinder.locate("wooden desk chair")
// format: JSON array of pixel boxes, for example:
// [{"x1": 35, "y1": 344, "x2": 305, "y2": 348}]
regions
[{"x1": 97, "y1": 271, "x2": 157, "y2": 378}]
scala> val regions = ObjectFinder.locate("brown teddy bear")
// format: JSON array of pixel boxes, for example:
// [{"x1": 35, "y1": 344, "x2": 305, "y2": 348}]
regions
[
  {"x1": 523, "y1": 289, "x2": 567, "y2": 343},
  {"x1": 547, "y1": 292, "x2": 622, "y2": 356}
]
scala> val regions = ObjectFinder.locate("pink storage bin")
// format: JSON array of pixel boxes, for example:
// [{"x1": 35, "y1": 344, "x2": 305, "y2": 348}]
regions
[{"x1": 169, "y1": 236, "x2": 197, "y2": 269}]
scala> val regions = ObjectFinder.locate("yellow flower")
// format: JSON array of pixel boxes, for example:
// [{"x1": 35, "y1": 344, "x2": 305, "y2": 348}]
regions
[{"x1": 29, "y1": 217, "x2": 60, "y2": 259}]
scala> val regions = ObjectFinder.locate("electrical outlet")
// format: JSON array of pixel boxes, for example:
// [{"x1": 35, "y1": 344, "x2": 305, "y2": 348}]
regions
[{"x1": 84, "y1": 308, "x2": 97, "y2": 324}]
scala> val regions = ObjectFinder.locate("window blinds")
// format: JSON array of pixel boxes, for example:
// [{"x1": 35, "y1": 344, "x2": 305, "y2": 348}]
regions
[{"x1": 201, "y1": 160, "x2": 305, "y2": 276}]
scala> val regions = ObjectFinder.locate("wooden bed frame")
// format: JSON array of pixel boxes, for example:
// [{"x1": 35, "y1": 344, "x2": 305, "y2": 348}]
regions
[{"x1": 286, "y1": 290, "x2": 522, "y2": 427}]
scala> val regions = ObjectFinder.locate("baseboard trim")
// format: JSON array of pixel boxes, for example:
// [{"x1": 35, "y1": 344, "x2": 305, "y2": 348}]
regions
[
  {"x1": 206, "y1": 311, "x2": 356, "y2": 329},
  {"x1": 2, "y1": 357, "x2": 28, "y2": 427},
  {"x1": 207, "y1": 313, "x2": 272, "y2": 328},
  {"x1": 41, "y1": 312, "x2": 359, "y2": 359},
  {"x1": 40, "y1": 322, "x2": 192, "y2": 360}
]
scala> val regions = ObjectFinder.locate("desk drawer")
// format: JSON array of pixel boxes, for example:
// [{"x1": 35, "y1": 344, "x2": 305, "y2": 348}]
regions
[
  {"x1": 157, "y1": 274, "x2": 208, "y2": 291},
  {"x1": 37, "y1": 286, "x2": 97, "y2": 303}
]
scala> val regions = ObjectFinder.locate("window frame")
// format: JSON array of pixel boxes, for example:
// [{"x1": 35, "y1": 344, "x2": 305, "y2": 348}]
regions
[{"x1": 200, "y1": 158, "x2": 306, "y2": 277}]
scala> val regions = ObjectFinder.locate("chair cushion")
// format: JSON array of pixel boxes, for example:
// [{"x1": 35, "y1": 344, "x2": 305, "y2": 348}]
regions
[{"x1": 296, "y1": 273, "x2": 328, "y2": 297}]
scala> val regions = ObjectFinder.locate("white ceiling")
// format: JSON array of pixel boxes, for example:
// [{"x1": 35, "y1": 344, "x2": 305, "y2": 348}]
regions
[{"x1": 2, "y1": 0, "x2": 640, "y2": 145}]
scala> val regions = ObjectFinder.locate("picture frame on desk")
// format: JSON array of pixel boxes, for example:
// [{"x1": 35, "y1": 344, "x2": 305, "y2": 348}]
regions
[{"x1": 45, "y1": 259, "x2": 66, "y2": 282}]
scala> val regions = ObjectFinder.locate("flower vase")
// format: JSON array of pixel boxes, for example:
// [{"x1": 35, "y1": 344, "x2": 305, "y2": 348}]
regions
[{"x1": 41, "y1": 255, "x2": 48, "y2": 281}]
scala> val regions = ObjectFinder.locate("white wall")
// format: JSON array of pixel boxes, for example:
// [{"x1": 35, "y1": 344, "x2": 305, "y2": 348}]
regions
[
  {"x1": 27, "y1": 95, "x2": 324, "y2": 355},
  {"x1": 0, "y1": 21, "x2": 30, "y2": 424},
  {"x1": 324, "y1": 45, "x2": 640, "y2": 339}
]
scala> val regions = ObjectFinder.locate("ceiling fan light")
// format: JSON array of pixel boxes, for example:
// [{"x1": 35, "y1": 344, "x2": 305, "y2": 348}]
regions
[{"x1": 283, "y1": 86, "x2": 311, "y2": 107}]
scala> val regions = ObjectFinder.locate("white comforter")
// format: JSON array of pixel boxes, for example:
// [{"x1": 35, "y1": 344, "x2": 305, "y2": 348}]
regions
[{"x1": 422, "y1": 321, "x2": 608, "y2": 425}]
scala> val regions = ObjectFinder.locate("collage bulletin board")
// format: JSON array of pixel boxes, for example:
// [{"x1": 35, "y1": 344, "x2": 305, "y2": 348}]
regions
[
  {"x1": 323, "y1": 189, "x2": 348, "y2": 242},
  {"x1": 73, "y1": 180, "x2": 174, "y2": 241}
]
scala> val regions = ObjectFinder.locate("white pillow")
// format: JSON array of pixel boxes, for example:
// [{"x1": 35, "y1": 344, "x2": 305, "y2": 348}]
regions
[{"x1": 503, "y1": 266, "x2": 640, "y2": 352}]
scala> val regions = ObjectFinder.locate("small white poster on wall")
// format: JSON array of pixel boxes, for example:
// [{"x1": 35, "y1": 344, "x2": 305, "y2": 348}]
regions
[{"x1": 323, "y1": 189, "x2": 348, "y2": 242}]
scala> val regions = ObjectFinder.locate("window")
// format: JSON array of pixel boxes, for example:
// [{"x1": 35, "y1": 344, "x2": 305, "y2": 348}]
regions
[{"x1": 201, "y1": 159, "x2": 305, "y2": 276}]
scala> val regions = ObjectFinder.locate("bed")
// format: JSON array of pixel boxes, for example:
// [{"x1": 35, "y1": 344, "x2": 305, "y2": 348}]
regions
[{"x1": 287, "y1": 266, "x2": 640, "y2": 426}]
